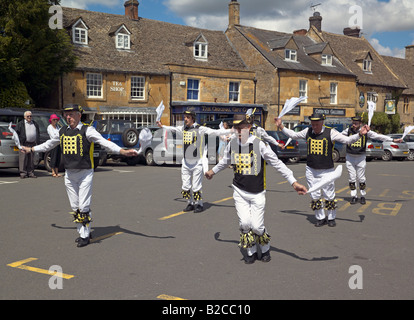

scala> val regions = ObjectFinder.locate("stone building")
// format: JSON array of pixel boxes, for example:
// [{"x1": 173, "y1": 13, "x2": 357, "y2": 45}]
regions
[{"x1": 57, "y1": 0, "x2": 262, "y2": 126}]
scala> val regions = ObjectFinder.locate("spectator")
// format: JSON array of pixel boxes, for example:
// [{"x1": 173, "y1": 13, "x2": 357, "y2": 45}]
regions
[{"x1": 47, "y1": 114, "x2": 62, "y2": 177}]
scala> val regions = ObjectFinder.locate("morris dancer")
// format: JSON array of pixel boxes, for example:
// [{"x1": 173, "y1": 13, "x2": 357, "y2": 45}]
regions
[
  {"x1": 275, "y1": 113, "x2": 369, "y2": 227},
  {"x1": 157, "y1": 110, "x2": 231, "y2": 213},
  {"x1": 22, "y1": 105, "x2": 137, "y2": 247},
  {"x1": 341, "y1": 116, "x2": 402, "y2": 205},
  {"x1": 205, "y1": 114, "x2": 307, "y2": 264}
]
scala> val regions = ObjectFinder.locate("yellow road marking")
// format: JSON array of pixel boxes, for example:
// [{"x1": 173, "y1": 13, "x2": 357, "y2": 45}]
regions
[
  {"x1": 7, "y1": 258, "x2": 74, "y2": 279},
  {"x1": 90, "y1": 232, "x2": 123, "y2": 243},
  {"x1": 157, "y1": 294, "x2": 187, "y2": 300},
  {"x1": 158, "y1": 196, "x2": 233, "y2": 221}
]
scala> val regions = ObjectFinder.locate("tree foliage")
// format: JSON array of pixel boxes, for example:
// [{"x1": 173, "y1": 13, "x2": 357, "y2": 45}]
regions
[
  {"x1": 360, "y1": 111, "x2": 402, "y2": 134},
  {"x1": 0, "y1": 0, "x2": 77, "y2": 108}
]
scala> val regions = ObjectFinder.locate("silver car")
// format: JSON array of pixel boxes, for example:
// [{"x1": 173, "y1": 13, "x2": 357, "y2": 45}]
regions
[
  {"x1": 381, "y1": 135, "x2": 409, "y2": 161},
  {"x1": 365, "y1": 139, "x2": 384, "y2": 161},
  {"x1": 388, "y1": 134, "x2": 414, "y2": 161},
  {"x1": 0, "y1": 122, "x2": 20, "y2": 168}
]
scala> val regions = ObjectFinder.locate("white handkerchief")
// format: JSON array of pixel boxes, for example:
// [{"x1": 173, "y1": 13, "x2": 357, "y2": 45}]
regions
[
  {"x1": 8, "y1": 122, "x2": 21, "y2": 149},
  {"x1": 307, "y1": 165, "x2": 343, "y2": 194},
  {"x1": 278, "y1": 96, "x2": 307, "y2": 119},
  {"x1": 402, "y1": 125, "x2": 414, "y2": 140},
  {"x1": 285, "y1": 138, "x2": 292, "y2": 147},
  {"x1": 367, "y1": 101, "x2": 376, "y2": 127},
  {"x1": 136, "y1": 128, "x2": 152, "y2": 155},
  {"x1": 156, "y1": 100, "x2": 165, "y2": 122}
]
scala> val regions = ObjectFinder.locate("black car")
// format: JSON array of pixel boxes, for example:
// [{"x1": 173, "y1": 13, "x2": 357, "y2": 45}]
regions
[{"x1": 266, "y1": 131, "x2": 300, "y2": 163}]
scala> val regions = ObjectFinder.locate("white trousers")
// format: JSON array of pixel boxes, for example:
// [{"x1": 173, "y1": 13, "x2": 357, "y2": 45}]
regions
[
  {"x1": 181, "y1": 160, "x2": 203, "y2": 205},
  {"x1": 306, "y1": 166, "x2": 336, "y2": 221},
  {"x1": 233, "y1": 185, "x2": 269, "y2": 256},
  {"x1": 65, "y1": 169, "x2": 94, "y2": 238},
  {"x1": 345, "y1": 154, "x2": 366, "y2": 197}
]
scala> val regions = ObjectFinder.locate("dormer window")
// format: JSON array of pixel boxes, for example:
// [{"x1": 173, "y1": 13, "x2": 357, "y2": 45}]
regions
[
  {"x1": 285, "y1": 49, "x2": 297, "y2": 61},
  {"x1": 72, "y1": 19, "x2": 88, "y2": 45},
  {"x1": 193, "y1": 34, "x2": 208, "y2": 60},
  {"x1": 363, "y1": 59, "x2": 372, "y2": 72},
  {"x1": 114, "y1": 25, "x2": 131, "y2": 50},
  {"x1": 322, "y1": 54, "x2": 332, "y2": 66}
]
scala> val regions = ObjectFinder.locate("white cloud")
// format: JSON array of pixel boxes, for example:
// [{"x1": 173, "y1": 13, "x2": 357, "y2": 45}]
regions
[
  {"x1": 60, "y1": 0, "x2": 122, "y2": 10},
  {"x1": 370, "y1": 38, "x2": 405, "y2": 58}
]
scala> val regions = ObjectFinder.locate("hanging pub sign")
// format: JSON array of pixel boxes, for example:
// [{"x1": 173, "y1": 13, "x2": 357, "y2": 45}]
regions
[
  {"x1": 359, "y1": 92, "x2": 365, "y2": 108},
  {"x1": 384, "y1": 99, "x2": 396, "y2": 114}
]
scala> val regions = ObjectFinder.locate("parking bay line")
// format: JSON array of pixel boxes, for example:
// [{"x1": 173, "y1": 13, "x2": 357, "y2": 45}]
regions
[
  {"x1": 158, "y1": 196, "x2": 233, "y2": 221},
  {"x1": 7, "y1": 258, "x2": 75, "y2": 279},
  {"x1": 157, "y1": 294, "x2": 187, "y2": 300}
]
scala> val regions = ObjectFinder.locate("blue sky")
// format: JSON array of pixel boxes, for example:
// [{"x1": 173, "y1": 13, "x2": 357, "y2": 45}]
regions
[{"x1": 60, "y1": 0, "x2": 414, "y2": 58}]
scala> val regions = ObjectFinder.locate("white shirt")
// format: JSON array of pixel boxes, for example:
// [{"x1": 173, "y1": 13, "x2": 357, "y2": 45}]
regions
[
  {"x1": 212, "y1": 135, "x2": 297, "y2": 186},
  {"x1": 34, "y1": 123, "x2": 122, "y2": 154},
  {"x1": 282, "y1": 126, "x2": 362, "y2": 145},
  {"x1": 25, "y1": 120, "x2": 37, "y2": 143},
  {"x1": 47, "y1": 124, "x2": 60, "y2": 140},
  {"x1": 341, "y1": 127, "x2": 393, "y2": 142}
]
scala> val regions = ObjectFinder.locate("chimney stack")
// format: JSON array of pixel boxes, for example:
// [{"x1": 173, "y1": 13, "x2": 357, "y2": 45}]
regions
[
  {"x1": 343, "y1": 27, "x2": 361, "y2": 37},
  {"x1": 229, "y1": 0, "x2": 240, "y2": 28},
  {"x1": 405, "y1": 45, "x2": 414, "y2": 65},
  {"x1": 309, "y1": 12, "x2": 322, "y2": 32},
  {"x1": 124, "y1": 0, "x2": 139, "y2": 20}
]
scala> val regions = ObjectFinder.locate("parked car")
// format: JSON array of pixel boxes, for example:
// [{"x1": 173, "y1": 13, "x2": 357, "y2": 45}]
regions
[
  {"x1": 387, "y1": 134, "x2": 413, "y2": 161},
  {"x1": 380, "y1": 135, "x2": 409, "y2": 161},
  {"x1": 93, "y1": 119, "x2": 141, "y2": 164},
  {"x1": 0, "y1": 122, "x2": 40, "y2": 169},
  {"x1": 365, "y1": 139, "x2": 384, "y2": 161},
  {"x1": 266, "y1": 131, "x2": 300, "y2": 163},
  {"x1": 0, "y1": 108, "x2": 106, "y2": 170}
]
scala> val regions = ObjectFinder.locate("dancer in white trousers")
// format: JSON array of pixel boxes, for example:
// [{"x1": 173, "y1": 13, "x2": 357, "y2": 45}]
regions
[
  {"x1": 276, "y1": 113, "x2": 369, "y2": 227},
  {"x1": 23, "y1": 105, "x2": 137, "y2": 247},
  {"x1": 341, "y1": 116, "x2": 402, "y2": 205},
  {"x1": 157, "y1": 110, "x2": 231, "y2": 213},
  {"x1": 205, "y1": 114, "x2": 307, "y2": 264}
]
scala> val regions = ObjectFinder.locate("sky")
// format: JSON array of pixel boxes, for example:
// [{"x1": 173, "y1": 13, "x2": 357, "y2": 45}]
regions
[{"x1": 60, "y1": 0, "x2": 414, "y2": 58}]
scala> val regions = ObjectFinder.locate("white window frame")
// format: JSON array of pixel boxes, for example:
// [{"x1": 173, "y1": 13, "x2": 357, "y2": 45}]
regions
[
  {"x1": 116, "y1": 33, "x2": 130, "y2": 50},
  {"x1": 330, "y1": 82, "x2": 338, "y2": 105},
  {"x1": 229, "y1": 82, "x2": 240, "y2": 103},
  {"x1": 363, "y1": 59, "x2": 372, "y2": 72},
  {"x1": 187, "y1": 79, "x2": 200, "y2": 101},
  {"x1": 299, "y1": 80, "x2": 308, "y2": 102},
  {"x1": 86, "y1": 73, "x2": 103, "y2": 98},
  {"x1": 321, "y1": 54, "x2": 333, "y2": 66},
  {"x1": 285, "y1": 49, "x2": 297, "y2": 61},
  {"x1": 194, "y1": 42, "x2": 208, "y2": 60},
  {"x1": 130, "y1": 76, "x2": 145, "y2": 100},
  {"x1": 72, "y1": 20, "x2": 88, "y2": 45}
]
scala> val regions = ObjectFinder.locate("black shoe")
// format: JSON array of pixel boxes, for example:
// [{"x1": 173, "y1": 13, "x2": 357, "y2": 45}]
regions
[
  {"x1": 315, "y1": 219, "x2": 327, "y2": 227},
  {"x1": 183, "y1": 204, "x2": 195, "y2": 212},
  {"x1": 77, "y1": 237, "x2": 90, "y2": 247},
  {"x1": 244, "y1": 252, "x2": 257, "y2": 264},
  {"x1": 194, "y1": 204, "x2": 204, "y2": 213},
  {"x1": 260, "y1": 250, "x2": 271, "y2": 262},
  {"x1": 327, "y1": 219, "x2": 336, "y2": 227},
  {"x1": 350, "y1": 197, "x2": 358, "y2": 204},
  {"x1": 76, "y1": 233, "x2": 92, "y2": 243},
  {"x1": 360, "y1": 197, "x2": 366, "y2": 205}
]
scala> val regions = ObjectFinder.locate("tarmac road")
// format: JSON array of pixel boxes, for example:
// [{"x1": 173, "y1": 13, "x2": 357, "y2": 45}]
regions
[{"x1": 1, "y1": 159, "x2": 413, "y2": 300}]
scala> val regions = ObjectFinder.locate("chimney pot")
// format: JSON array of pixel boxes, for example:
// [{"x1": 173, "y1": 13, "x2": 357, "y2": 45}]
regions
[
  {"x1": 124, "y1": 0, "x2": 139, "y2": 20},
  {"x1": 343, "y1": 27, "x2": 361, "y2": 37},
  {"x1": 309, "y1": 11, "x2": 322, "y2": 32}
]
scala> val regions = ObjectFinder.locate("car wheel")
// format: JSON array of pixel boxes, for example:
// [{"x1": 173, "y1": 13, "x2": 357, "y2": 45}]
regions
[
  {"x1": 145, "y1": 149, "x2": 155, "y2": 166},
  {"x1": 125, "y1": 156, "x2": 140, "y2": 166},
  {"x1": 122, "y1": 128, "x2": 139, "y2": 148},
  {"x1": 288, "y1": 157, "x2": 299, "y2": 163},
  {"x1": 408, "y1": 149, "x2": 414, "y2": 161},
  {"x1": 382, "y1": 150, "x2": 392, "y2": 161},
  {"x1": 332, "y1": 149, "x2": 340, "y2": 162}
]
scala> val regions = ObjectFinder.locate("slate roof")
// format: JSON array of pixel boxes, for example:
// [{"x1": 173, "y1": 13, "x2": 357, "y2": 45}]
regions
[
  {"x1": 233, "y1": 25, "x2": 355, "y2": 77},
  {"x1": 382, "y1": 55, "x2": 414, "y2": 95},
  {"x1": 62, "y1": 7, "x2": 248, "y2": 75},
  {"x1": 319, "y1": 31, "x2": 406, "y2": 89}
]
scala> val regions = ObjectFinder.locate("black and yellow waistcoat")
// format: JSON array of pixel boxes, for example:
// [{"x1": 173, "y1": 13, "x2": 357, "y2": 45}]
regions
[
  {"x1": 230, "y1": 137, "x2": 265, "y2": 194},
  {"x1": 306, "y1": 127, "x2": 334, "y2": 170},
  {"x1": 59, "y1": 125, "x2": 94, "y2": 169},
  {"x1": 183, "y1": 125, "x2": 204, "y2": 160},
  {"x1": 346, "y1": 127, "x2": 366, "y2": 155}
]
